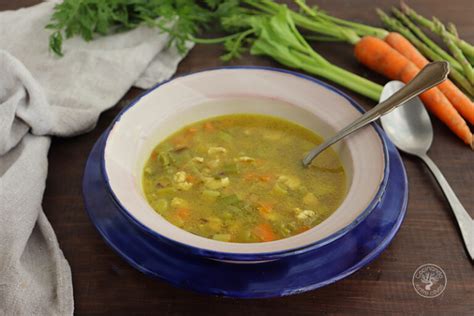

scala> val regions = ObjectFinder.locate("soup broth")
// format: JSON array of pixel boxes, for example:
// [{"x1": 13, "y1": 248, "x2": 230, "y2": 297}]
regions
[{"x1": 142, "y1": 114, "x2": 346, "y2": 243}]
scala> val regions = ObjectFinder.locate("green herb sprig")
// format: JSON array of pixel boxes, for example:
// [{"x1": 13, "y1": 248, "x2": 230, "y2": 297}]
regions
[
  {"x1": 46, "y1": 0, "x2": 385, "y2": 100},
  {"x1": 46, "y1": 0, "x2": 221, "y2": 56}
]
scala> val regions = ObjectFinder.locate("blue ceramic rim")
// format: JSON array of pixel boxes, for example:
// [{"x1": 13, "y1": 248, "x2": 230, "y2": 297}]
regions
[
  {"x1": 100, "y1": 66, "x2": 391, "y2": 261},
  {"x1": 83, "y1": 132, "x2": 408, "y2": 298}
]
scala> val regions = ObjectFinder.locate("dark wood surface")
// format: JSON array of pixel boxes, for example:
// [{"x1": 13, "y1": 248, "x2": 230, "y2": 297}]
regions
[{"x1": 3, "y1": 0, "x2": 473, "y2": 314}]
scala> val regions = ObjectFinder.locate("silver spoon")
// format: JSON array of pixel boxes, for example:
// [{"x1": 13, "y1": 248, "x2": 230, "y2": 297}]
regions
[
  {"x1": 302, "y1": 61, "x2": 450, "y2": 167},
  {"x1": 380, "y1": 80, "x2": 474, "y2": 261}
]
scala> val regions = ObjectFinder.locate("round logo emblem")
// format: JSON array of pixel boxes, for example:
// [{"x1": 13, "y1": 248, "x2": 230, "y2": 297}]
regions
[{"x1": 412, "y1": 264, "x2": 447, "y2": 298}]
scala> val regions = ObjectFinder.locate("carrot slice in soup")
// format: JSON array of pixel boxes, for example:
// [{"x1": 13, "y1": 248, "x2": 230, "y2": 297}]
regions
[
  {"x1": 253, "y1": 223, "x2": 276, "y2": 242},
  {"x1": 176, "y1": 208, "x2": 190, "y2": 220}
]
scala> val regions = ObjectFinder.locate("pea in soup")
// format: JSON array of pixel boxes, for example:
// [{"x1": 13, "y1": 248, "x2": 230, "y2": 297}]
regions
[{"x1": 142, "y1": 114, "x2": 346, "y2": 243}]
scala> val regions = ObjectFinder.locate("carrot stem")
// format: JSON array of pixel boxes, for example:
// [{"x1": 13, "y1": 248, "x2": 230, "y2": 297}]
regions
[
  {"x1": 191, "y1": 31, "x2": 252, "y2": 44},
  {"x1": 233, "y1": 5, "x2": 383, "y2": 100},
  {"x1": 244, "y1": 0, "x2": 361, "y2": 45},
  {"x1": 295, "y1": 0, "x2": 389, "y2": 39},
  {"x1": 293, "y1": 51, "x2": 383, "y2": 100},
  {"x1": 304, "y1": 34, "x2": 345, "y2": 42}
]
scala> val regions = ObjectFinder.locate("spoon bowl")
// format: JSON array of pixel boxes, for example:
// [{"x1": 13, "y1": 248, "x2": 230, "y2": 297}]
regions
[{"x1": 380, "y1": 81, "x2": 433, "y2": 156}]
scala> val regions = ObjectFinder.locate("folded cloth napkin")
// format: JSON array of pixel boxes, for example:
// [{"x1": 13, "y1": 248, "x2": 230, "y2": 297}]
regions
[{"x1": 0, "y1": 1, "x2": 190, "y2": 314}]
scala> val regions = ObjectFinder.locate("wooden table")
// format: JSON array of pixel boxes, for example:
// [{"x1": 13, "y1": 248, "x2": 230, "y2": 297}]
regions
[{"x1": 3, "y1": 0, "x2": 473, "y2": 314}]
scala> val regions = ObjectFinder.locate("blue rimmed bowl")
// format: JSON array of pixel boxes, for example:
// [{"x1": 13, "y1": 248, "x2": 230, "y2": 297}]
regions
[{"x1": 101, "y1": 67, "x2": 389, "y2": 263}]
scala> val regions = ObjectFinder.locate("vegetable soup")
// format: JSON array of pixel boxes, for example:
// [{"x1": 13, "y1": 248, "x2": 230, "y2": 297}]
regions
[{"x1": 142, "y1": 114, "x2": 346, "y2": 243}]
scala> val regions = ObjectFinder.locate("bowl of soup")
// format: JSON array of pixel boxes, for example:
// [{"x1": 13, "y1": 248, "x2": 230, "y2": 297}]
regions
[{"x1": 102, "y1": 67, "x2": 387, "y2": 262}]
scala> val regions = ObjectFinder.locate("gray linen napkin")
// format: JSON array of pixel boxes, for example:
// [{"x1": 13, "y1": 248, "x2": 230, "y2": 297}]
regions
[{"x1": 0, "y1": 1, "x2": 190, "y2": 314}]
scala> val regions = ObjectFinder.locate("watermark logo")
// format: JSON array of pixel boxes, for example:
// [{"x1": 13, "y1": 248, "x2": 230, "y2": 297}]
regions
[{"x1": 412, "y1": 264, "x2": 447, "y2": 298}]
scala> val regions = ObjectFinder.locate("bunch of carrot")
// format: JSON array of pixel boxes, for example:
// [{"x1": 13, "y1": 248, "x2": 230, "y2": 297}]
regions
[
  {"x1": 355, "y1": 34, "x2": 473, "y2": 147},
  {"x1": 268, "y1": 0, "x2": 474, "y2": 147}
]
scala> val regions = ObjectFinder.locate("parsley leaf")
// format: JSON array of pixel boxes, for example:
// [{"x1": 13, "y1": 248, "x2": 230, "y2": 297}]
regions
[{"x1": 46, "y1": 0, "x2": 223, "y2": 56}]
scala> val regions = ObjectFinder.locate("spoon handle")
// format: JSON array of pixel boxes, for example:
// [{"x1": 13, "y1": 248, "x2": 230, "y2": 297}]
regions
[
  {"x1": 419, "y1": 154, "x2": 474, "y2": 261},
  {"x1": 303, "y1": 61, "x2": 450, "y2": 166}
]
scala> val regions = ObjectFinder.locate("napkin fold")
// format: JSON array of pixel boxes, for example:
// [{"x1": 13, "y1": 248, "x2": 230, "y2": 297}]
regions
[{"x1": 0, "y1": 1, "x2": 190, "y2": 314}]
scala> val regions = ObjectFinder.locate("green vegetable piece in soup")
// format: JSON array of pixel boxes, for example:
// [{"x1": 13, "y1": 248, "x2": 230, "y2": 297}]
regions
[{"x1": 142, "y1": 113, "x2": 346, "y2": 243}]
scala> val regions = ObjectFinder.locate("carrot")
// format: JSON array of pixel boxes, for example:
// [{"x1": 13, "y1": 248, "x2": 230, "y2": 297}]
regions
[
  {"x1": 203, "y1": 122, "x2": 215, "y2": 131},
  {"x1": 385, "y1": 32, "x2": 474, "y2": 125},
  {"x1": 172, "y1": 126, "x2": 198, "y2": 148},
  {"x1": 384, "y1": 32, "x2": 427, "y2": 67},
  {"x1": 297, "y1": 226, "x2": 310, "y2": 234},
  {"x1": 172, "y1": 130, "x2": 196, "y2": 150},
  {"x1": 244, "y1": 173, "x2": 272, "y2": 182},
  {"x1": 355, "y1": 36, "x2": 473, "y2": 147},
  {"x1": 150, "y1": 151, "x2": 158, "y2": 161},
  {"x1": 185, "y1": 174, "x2": 196, "y2": 183},
  {"x1": 243, "y1": 173, "x2": 257, "y2": 181},
  {"x1": 254, "y1": 159, "x2": 266, "y2": 166},
  {"x1": 171, "y1": 136, "x2": 187, "y2": 149},
  {"x1": 176, "y1": 208, "x2": 190, "y2": 220},
  {"x1": 253, "y1": 223, "x2": 276, "y2": 242},
  {"x1": 257, "y1": 202, "x2": 273, "y2": 216}
]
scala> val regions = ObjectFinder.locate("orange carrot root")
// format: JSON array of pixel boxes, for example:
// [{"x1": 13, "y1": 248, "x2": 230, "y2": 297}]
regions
[
  {"x1": 253, "y1": 223, "x2": 276, "y2": 242},
  {"x1": 176, "y1": 208, "x2": 190, "y2": 220},
  {"x1": 438, "y1": 82, "x2": 474, "y2": 126},
  {"x1": 355, "y1": 36, "x2": 473, "y2": 147},
  {"x1": 385, "y1": 32, "x2": 474, "y2": 125}
]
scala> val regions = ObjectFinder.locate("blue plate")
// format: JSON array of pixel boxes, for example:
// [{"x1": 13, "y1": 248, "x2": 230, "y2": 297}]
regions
[{"x1": 83, "y1": 129, "x2": 408, "y2": 298}]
